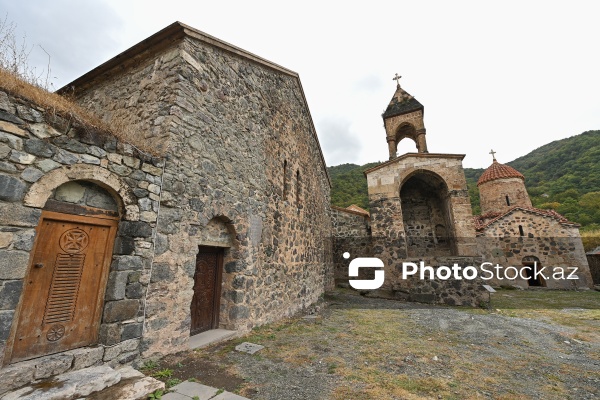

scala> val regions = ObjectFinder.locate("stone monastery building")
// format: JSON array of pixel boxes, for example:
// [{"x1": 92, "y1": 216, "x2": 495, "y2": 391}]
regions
[
  {"x1": 333, "y1": 80, "x2": 593, "y2": 300},
  {"x1": 0, "y1": 22, "x2": 592, "y2": 391}
]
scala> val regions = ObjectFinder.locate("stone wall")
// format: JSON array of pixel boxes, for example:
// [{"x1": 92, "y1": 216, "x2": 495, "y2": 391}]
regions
[
  {"x1": 0, "y1": 90, "x2": 163, "y2": 388},
  {"x1": 331, "y1": 207, "x2": 372, "y2": 285},
  {"x1": 479, "y1": 177, "x2": 532, "y2": 215},
  {"x1": 477, "y1": 209, "x2": 593, "y2": 289},
  {"x1": 73, "y1": 33, "x2": 333, "y2": 359}
]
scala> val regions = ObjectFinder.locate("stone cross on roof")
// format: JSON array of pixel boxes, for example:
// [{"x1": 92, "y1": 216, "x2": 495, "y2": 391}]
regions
[
  {"x1": 489, "y1": 149, "x2": 497, "y2": 161},
  {"x1": 393, "y1": 73, "x2": 402, "y2": 88}
]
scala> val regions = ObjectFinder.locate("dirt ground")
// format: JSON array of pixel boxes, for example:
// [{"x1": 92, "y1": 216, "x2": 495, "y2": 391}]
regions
[{"x1": 144, "y1": 289, "x2": 600, "y2": 399}]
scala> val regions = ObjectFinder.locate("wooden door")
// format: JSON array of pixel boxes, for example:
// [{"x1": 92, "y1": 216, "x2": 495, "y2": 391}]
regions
[
  {"x1": 10, "y1": 211, "x2": 118, "y2": 363},
  {"x1": 190, "y1": 247, "x2": 223, "y2": 335}
]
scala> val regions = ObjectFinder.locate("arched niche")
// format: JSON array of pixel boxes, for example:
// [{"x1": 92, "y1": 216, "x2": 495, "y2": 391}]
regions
[
  {"x1": 24, "y1": 164, "x2": 136, "y2": 219},
  {"x1": 44, "y1": 180, "x2": 120, "y2": 217},
  {"x1": 400, "y1": 171, "x2": 456, "y2": 256},
  {"x1": 190, "y1": 215, "x2": 240, "y2": 334}
]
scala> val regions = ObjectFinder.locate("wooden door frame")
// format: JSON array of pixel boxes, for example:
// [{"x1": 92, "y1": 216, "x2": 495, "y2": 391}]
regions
[
  {"x1": 194, "y1": 246, "x2": 224, "y2": 333},
  {"x1": 3, "y1": 210, "x2": 119, "y2": 365}
]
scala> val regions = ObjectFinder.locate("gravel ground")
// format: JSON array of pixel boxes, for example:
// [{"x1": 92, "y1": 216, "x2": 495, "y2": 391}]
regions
[{"x1": 162, "y1": 292, "x2": 600, "y2": 399}]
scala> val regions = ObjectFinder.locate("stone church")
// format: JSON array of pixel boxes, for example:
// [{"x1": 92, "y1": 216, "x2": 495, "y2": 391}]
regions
[
  {"x1": 0, "y1": 22, "x2": 332, "y2": 391},
  {"x1": 332, "y1": 79, "x2": 593, "y2": 302},
  {"x1": 0, "y1": 20, "x2": 593, "y2": 393}
]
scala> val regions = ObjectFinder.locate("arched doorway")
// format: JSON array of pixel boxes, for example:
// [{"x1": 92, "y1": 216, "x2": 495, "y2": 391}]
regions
[
  {"x1": 400, "y1": 172, "x2": 455, "y2": 257},
  {"x1": 522, "y1": 256, "x2": 546, "y2": 287},
  {"x1": 190, "y1": 216, "x2": 236, "y2": 335},
  {"x1": 9, "y1": 181, "x2": 120, "y2": 363}
]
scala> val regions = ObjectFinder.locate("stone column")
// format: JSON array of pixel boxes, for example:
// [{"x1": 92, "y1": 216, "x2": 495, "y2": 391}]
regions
[
  {"x1": 416, "y1": 130, "x2": 428, "y2": 153},
  {"x1": 387, "y1": 137, "x2": 397, "y2": 160}
]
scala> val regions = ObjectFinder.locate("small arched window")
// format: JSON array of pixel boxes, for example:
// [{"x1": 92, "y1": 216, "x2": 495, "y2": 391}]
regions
[
  {"x1": 505, "y1": 195, "x2": 511, "y2": 206},
  {"x1": 518, "y1": 225, "x2": 524, "y2": 236},
  {"x1": 283, "y1": 160, "x2": 288, "y2": 199},
  {"x1": 296, "y1": 170, "x2": 301, "y2": 206}
]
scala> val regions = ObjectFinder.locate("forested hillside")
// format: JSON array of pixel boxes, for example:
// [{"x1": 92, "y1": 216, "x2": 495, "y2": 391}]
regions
[
  {"x1": 328, "y1": 162, "x2": 380, "y2": 210},
  {"x1": 328, "y1": 130, "x2": 600, "y2": 231}
]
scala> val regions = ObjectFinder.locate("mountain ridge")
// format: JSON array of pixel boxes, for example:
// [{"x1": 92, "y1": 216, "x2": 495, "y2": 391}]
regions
[{"x1": 328, "y1": 130, "x2": 600, "y2": 230}]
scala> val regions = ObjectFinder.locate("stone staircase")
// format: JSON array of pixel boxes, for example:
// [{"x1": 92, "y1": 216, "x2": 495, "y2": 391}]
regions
[{"x1": 0, "y1": 365, "x2": 164, "y2": 400}]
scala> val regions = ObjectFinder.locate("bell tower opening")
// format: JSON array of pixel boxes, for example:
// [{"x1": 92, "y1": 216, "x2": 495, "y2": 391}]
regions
[{"x1": 383, "y1": 75, "x2": 428, "y2": 160}]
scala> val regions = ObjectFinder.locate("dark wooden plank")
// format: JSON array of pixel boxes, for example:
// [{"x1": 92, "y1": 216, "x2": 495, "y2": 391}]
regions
[
  {"x1": 190, "y1": 247, "x2": 223, "y2": 335},
  {"x1": 44, "y1": 199, "x2": 119, "y2": 219}
]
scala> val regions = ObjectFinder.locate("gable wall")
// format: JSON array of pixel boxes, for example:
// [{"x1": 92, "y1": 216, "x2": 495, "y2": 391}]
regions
[
  {"x1": 478, "y1": 210, "x2": 592, "y2": 288},
  {"x1": 73, "y1": 36, "x2": 333, "y2": 358}
]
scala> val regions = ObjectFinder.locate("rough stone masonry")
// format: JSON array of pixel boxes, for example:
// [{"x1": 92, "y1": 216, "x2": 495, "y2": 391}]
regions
[{"x1": 0, "y1": 21, "x2": 333, "y2": 393}]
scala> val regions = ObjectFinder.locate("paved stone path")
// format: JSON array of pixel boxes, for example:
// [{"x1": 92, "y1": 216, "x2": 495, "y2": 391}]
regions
[{"x1": 162, "y1": 381, "x2": 249, "y2": 400}]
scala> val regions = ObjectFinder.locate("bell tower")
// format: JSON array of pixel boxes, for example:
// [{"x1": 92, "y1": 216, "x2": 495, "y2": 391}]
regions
[{"x1": 383, "y1": 74, "x2": 427, "y2": 160}]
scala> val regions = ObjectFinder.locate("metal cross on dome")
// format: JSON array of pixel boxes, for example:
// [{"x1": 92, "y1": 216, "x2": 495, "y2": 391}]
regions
[
  {"x1": 489, "y1": 149, "x2": 497, "y2": 161},
  {"x1": 393, "y1": 73, "x2": 402, "y2": 87}
]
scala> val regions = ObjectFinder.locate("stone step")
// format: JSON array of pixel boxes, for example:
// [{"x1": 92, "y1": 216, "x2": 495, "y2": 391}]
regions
[
  {"x1": 188, "y1": 329, "x2": 237, "y2": 350},
  {"x1": 86, "y1": 366, "x2": 164, "y2": 400},
  {"x1": 0, "y1": 365, "x2": 164, "y2": 400}
]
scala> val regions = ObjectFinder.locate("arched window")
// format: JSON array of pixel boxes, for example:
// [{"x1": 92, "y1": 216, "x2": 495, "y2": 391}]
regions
[
  {"x1": 505, "y1": 195, "x2": 511, "y2": 206},
  {"x1": 283, "y1": 160, "x2": 288, "y2": 199},
  {"x1": 518, "y1": 225, "x2": 524, "y2": 236},
  {"x1": 296, "y1": 170, "x2": 301, "y2": 206}
]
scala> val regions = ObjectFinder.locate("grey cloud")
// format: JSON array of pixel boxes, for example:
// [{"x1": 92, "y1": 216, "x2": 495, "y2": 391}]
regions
[
  {"x1": 0, "y1": 0, "x2": 124, "y2": 88},
  {"x1": 317, "y1": 118, "x2": 361, "y2": 166}
]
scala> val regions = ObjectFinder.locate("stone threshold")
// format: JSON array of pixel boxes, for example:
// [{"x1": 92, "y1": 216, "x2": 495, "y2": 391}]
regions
[
  {"x1": 188, "y1": 329, "x2": 237, "y2": 350},
  {"x1": 1, "y1": 365, "x2": 164, "y2": 400}
]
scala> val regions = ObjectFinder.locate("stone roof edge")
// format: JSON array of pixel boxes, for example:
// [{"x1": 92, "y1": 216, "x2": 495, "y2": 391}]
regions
[
  {"x1": 57, "y1": 21, "x2": 331, "y2": 187},
  {"x1": 58, "y1": 22, "x2": 299, "y2": 93},
  {"x1": 474, "y1": 206, "x2": 580, "y2": 231},
  {"x1": 363, "y1": 153, "x2": 466, "y2": 176},
  {"x1": 331, "y1": 205, "x2": 371, "y2": 218}
]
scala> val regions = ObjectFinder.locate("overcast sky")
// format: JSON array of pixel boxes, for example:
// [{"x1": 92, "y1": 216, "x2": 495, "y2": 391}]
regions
[{"x1": 2, "y1": 1, "x2": 599, "y2": 168}]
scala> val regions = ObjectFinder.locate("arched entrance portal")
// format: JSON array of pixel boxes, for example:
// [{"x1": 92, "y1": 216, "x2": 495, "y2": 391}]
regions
[
  {"x1": 522, "y1": 256, "x2": 546, "y2": 287},
  {"x1": 10, "y1": 181, "x2": 120, "y2": 363},
  {"x1": 400, "y1": 172, "x2": 456, "y2": 257},
  {"x1": 190, "y1": 216, "x2": 236, "y2": 335},
  {"x1": 191, "y1": 246, "x2": 224, "y2": 335}
]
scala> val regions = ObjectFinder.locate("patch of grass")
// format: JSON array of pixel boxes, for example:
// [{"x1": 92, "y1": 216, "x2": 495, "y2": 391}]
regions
[
  {"x1": 147, "y1": 389, "x2": 164, "y2": 399},
  {"x1": 165, "y1": 378, "x2": 182, "y2": 388},
  {"x1": 140, "y1": 360, "x2": 159, "y2": 371},
  {"x1": 472, "y1": 289, "x2": 600, "y2": 345},
  {"x1": 327, "y1": 363, "x2": 337, "y2": 374},
  {"x1": 153, "y1": 368, "x2": 173, "y2": 379},
  {"x1": 156, "y1": 290, "x2": 599, "y2": 399}
]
